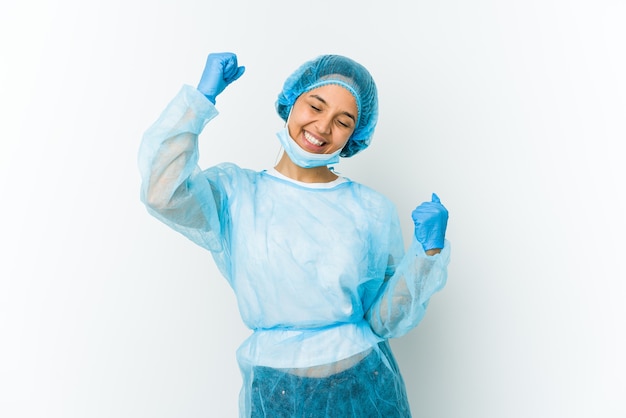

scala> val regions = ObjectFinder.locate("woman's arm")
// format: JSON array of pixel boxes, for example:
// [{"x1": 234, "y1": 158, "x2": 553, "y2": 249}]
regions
[
  {"x1": 365, "y1": 239, "x2": 450, "y2": 338},
  {"x1": 365, "y1": 194, "x2": 450, "y2": 338},
  {"x1": 139, "y1": 85, "x2": 218, "y2": 229},
  {"x1": 138, "y1": 53, "x2": 245, "y2": 251}
]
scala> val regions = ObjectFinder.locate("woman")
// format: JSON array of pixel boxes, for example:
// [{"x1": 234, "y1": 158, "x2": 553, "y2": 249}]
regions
[{"x1": 139, "y1": 52, "x2": 450, "y2": 417}]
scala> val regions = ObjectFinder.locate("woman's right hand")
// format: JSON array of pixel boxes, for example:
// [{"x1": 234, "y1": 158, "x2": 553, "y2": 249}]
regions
[{"x1": 197, "y1": 52, "x2": 245, "y2": 104}]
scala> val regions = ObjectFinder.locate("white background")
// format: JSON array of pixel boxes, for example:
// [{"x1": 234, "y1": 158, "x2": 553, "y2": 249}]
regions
[{"x1": 1, "y1": 0, "x2": 625, "y2": 417}]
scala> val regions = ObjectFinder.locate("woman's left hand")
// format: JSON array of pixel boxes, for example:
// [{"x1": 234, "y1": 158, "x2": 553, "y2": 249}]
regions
[{"x1": 412, "y1": 193, "x2": 448, "y2": 252}]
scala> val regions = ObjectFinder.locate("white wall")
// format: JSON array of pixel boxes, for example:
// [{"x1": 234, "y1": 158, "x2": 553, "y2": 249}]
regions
[{"x1": 1, "y1": 0, "x2": 624, "y2": 417}]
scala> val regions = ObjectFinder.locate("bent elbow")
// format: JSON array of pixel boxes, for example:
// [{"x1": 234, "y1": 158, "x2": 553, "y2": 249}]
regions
[{"x1": 141, "y1": 185, "x2": 172, "y2": 212}]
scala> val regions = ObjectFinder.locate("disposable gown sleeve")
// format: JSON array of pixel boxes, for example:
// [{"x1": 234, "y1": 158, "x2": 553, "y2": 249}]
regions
[
  {"x1": 366, "y1": 231, "x2": 451, "y2": 339},
  {"x1": 138, "y1": 85, "x2": 224, "y2": 252}
]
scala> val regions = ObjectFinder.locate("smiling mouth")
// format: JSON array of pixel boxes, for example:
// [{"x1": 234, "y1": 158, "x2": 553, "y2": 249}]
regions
[{"x1": 304, "y1": 131, "x2": 325, "y2": 147}]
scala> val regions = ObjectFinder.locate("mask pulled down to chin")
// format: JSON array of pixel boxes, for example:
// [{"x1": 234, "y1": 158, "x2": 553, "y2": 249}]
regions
[{"x1": 275, "y1": 127, "x2": 342, "y2": 168}]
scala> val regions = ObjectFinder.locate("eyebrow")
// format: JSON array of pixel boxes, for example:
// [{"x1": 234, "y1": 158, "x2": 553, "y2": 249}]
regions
[{"x1": 310, "y1": 94, "x2": 357, "y2": 123}]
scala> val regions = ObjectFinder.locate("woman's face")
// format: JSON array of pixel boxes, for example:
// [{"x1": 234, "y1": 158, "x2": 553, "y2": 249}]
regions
[{"x1": 287, "y1": 84, "x2": 358, "y2": 155}]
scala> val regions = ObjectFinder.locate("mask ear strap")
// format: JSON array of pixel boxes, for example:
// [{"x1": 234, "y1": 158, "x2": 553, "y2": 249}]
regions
[
  {"x1": 286, "y1": 107, "x2": 292, "y2": 125},
  {"x1": 277, "y1": 111, "x2": 290, "y2": 165},
  {"x1": 274, "y1": 144, "x2": 284, "y2": 165}
]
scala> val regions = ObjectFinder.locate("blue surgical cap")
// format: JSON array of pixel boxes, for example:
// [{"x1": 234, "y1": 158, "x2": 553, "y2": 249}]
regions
[{"x1": 276, "y1": 55, "x2": 378, "y2": 158}]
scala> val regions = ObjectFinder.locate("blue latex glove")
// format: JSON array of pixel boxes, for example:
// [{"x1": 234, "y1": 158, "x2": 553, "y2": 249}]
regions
[
  {"x1": 412, "y1": 193, "x2": 449, "y2": 251},
  {"x1": 197, "y1": 52, "x2": 245, "y2": 104}
]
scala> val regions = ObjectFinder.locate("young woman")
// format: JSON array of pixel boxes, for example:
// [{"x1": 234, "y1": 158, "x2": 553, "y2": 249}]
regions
[{"x1": 139, "y1": 52, "x2": 450, "y2": 417}]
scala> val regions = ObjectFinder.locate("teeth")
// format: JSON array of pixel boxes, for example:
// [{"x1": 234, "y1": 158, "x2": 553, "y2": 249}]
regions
[{"x1": 304, "y1": 131, "x2": 324, "y2": 146}]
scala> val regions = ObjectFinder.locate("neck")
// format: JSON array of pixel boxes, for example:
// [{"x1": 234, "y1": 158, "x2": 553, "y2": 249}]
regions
[{"x1": 274, "y1": 152, "x2": 339, "y2": 183}]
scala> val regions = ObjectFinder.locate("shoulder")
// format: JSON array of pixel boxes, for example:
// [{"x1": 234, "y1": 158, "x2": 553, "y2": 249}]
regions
[
  {"x1": 203, "y1": 162, "x2": 258, "y2": 178},
  {"x1": 202, "y1": 163, "x2": 262, "y2": 191},
  {"x1": 345, "y1": 180, "x2": 396, "y2": 212}
]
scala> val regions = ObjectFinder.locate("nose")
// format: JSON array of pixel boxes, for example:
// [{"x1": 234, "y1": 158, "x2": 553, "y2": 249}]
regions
[{"x1": 315, "y1": 115, "x2": 333, "y2": 135}]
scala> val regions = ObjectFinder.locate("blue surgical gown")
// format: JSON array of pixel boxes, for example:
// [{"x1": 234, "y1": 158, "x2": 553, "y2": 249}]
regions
[{"x1": 139, "y1": 85, "x2": 451, "y2": 417}]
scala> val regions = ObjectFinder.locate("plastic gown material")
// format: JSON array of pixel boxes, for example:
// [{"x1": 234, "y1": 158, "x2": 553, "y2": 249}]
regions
[{"x1": 139, "y1": 85, "x2": 451, "y2": 417}]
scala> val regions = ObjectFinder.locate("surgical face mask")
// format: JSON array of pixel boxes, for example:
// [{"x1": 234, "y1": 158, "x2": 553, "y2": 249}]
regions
[{"x1": 276, "y1": 127, "x2": 341, "y2": 168}]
